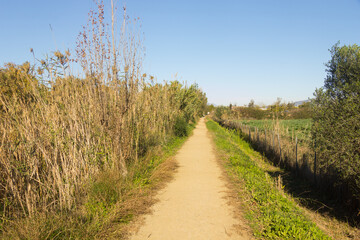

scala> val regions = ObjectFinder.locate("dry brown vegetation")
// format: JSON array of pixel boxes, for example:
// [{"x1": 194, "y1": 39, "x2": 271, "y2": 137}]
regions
[{"x1": 0, "y1": 1, "x2": 206, "y2": 238}]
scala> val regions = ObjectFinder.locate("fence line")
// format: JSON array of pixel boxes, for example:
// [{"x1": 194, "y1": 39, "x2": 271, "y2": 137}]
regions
[
  {"x1": 218, "y1": 120, "x2": 318, "y2": 186},
  {"x1": 215, "y1": 119, "x2": 360, "y2": 222}
]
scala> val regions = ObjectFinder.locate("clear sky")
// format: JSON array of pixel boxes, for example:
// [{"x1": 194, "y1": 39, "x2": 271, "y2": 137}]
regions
[{"x1": 1, "y1": 0, "x2": 360, "y2": 105}]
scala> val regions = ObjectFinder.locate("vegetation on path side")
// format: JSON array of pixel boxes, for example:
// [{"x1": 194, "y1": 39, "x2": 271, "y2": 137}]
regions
[
  {"x1": 312, "y1": 43, "x2": 360, "y2": 213},
  {"x1": 206, "y1": 120, "x2": 331, "y2": 240},
  {"x1": 0, "y1": 1, "x2": 207, "y2": 238},
  {"x1": 1, "y1": 124, "x2": 195, "y2": 239}
]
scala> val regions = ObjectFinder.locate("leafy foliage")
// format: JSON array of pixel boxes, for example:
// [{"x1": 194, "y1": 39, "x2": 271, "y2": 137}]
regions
[
  {"x1": 312, "y1": 43, "x2": 360, "y2": 209},
  {"x1": 173, "y1": 116, "x2": 189, "y2": 137}
]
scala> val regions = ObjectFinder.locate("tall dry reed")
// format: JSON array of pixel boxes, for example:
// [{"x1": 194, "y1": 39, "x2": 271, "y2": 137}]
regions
[{"x1": 0, "y1": 1, "x2": 207, "y2": 220}]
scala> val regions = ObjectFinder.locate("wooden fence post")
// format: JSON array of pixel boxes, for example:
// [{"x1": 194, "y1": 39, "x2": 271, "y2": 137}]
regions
[
  {"x1": 277, "y1": 133, "x2": 281, "y2": 164},
  {"x1": 254, "y1": 127, "x2": 256, "y2": 142},
  {"x1": 249, "y1": 126, "x2": 251, "y2": 142},
  {"x1": 264, "y1": 129, "x2": 267, "y2": 151},
  {"x1": 295, "y1": 136, "x2": 298, "y2": 176},
  {"x1": 314, "y1": 139, "x2": 317, "y2": 185}
]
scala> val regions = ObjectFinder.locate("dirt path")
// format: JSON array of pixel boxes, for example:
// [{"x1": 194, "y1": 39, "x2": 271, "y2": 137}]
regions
[{"x1": 130, "y1": 118, "x2": 248, "y2": 240}]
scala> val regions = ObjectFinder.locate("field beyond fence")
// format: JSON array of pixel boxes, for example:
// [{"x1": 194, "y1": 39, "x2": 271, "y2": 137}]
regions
[
  {"x1": 216, "y1": 118, "x2": 360, "y2": 225},
  {"x1": 220, "y1": 120, "x2": 316, "y2": 183}
]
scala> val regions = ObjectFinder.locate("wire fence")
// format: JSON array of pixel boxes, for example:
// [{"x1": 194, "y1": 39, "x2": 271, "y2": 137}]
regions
[
  {"x1": 215, "y1": 118, "x2": 360, "y2": 223},
  {"x1": 218, "y1": 119, "x2": 319, "y2": 185}
]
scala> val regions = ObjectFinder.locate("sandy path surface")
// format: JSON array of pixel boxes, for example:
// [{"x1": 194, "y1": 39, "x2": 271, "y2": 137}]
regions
[{"x1": 130, "y1": 118, "x2": 248, "y2": 240}]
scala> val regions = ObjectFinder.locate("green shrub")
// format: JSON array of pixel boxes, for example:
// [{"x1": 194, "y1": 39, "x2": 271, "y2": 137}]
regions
[
  {"x1": 173, "y1": 116, "x2": 189, "y2": 137},
  {"x1": 312, "y1": 43, "x2": 360, "y2": 209},
  {"x1": 214, "y1": 106, "x2": 229, "y2": 120},
  {"x1": 85, "y1": 172, "x2": 120, "y2": 219}
]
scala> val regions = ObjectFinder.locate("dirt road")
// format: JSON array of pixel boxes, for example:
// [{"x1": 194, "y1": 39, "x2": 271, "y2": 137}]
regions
[{"x1": 130, "y1": 118, "x2": 248, "y2": 240}]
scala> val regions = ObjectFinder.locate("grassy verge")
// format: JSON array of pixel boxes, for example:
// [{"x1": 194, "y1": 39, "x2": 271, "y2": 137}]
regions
[
  {"x1": 1, "y1": 124, "x2": 195, "y2": 240},
  {"x1": 206, "y1": 120, "x2": 330, "y2": 239}
]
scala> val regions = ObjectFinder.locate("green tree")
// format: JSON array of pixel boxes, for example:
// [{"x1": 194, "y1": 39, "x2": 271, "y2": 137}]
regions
[{"x1": 312, "y1": 43, "x2": 360, "y2": 208}]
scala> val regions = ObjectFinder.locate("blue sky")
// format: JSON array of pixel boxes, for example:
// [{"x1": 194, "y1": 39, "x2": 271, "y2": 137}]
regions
[{"x1": 1, "y1": 0, "x2": 360, "y2": 105}]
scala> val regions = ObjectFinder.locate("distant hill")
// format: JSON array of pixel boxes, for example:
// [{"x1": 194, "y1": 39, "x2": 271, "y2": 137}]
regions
[{"x1": 293, "y1": 99, "x2": 310, "y2": 107}]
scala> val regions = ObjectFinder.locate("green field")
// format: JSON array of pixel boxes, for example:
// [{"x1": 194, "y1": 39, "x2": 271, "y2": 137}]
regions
[{"x1": 235, "y1": 119, "x2": 312, "y2": 142}]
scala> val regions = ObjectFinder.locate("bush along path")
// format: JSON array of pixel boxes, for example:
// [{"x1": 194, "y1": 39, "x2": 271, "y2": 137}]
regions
[{"x1": 206, "y1": 120, "x2": 331, "y2": 240}]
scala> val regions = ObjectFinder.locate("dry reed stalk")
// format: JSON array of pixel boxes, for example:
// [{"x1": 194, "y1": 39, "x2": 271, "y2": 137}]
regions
[{"x1": 0, "y1": 1, "x2": 206, "y2": 223}]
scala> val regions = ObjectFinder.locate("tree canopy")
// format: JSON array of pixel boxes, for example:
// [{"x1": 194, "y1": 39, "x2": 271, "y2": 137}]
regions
[{"x1": 312, "y1": 43, "x2": 360, "y2": 208}]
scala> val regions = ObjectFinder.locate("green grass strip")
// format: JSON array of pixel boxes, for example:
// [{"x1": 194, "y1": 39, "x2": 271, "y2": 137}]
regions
[{"x1": 206, "y1": 120, "x2": 330, "y2": 240}]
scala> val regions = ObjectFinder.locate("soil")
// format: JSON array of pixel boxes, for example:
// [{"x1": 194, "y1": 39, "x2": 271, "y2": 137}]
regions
[{"x1": 129, "y1": 118, "x2": 249, "y2": 240}]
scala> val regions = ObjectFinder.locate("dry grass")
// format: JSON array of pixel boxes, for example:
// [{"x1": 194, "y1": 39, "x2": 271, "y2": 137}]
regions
[
  {"x1": 0, "y1": 139, "x2": 187, "y2": 239},
  {"x1": 0, "y1": 1, "x2": 206, "y2": 238},
  {"x1": 86, "y1": 147, "x2": 182, "y2": 240},
  {"x1": 300, "y1": 204, "x2": 360, "y2": 240}
]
